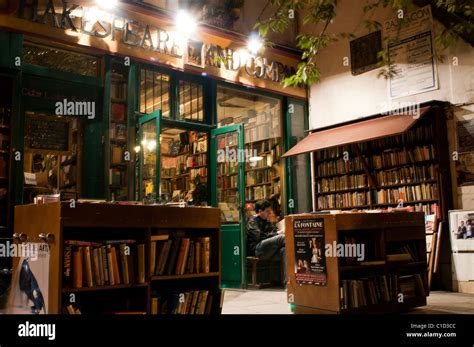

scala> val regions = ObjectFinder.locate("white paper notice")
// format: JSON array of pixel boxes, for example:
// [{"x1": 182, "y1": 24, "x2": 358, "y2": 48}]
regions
[{"x1": 384, "y1": 6, "x2": 438, "y2": 98}]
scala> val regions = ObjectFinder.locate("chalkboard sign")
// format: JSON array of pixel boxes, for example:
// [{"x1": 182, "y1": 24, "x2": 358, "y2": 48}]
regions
[
  {"x1": 25, "y1": 115, "x2": 71, "y2": 154},
  {"x1": 350, "y1": 31, "x2": 382, "y2": 76}
]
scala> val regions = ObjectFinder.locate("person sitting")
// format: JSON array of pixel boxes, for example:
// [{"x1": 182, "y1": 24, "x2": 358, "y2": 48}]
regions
[{"x1": 247, "y1": 200, "x2": 285, "y2": 264}]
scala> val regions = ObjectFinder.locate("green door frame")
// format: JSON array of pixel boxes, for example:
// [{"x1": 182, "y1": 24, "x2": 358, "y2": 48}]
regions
[
  {"x1": 284, "y1": 98, "x2": 310, "y2": 215},
  {"x1": 210, "y1": 124, "x2": 246, "y2": 288},
  {"x1": 138, "y1": 110, "x2": 161, "y2": 201}
]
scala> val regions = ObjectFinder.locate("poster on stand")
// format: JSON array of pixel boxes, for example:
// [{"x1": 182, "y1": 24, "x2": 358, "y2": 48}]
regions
[
  {"x1": 7, "y1": 243, "x2": 50, "y2": 314},
  {"x1": 293, "y1": 218, "x2": 327, "y2": 286}
]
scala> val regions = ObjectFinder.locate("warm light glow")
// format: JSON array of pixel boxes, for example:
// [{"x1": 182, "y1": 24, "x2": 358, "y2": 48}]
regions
[
  {"x1": 147, "y1": 140, "x2": 157, "y2": 151},
  {"x1": 134, "y1": 146, "x2": 141, "y2": 153},
  {"x1": 97, "y1": 0, "x2": 118, "y2": 9},
  {"x1": 247, "y1": 34, "x2": 263, "y2": 55},
  {"x1": 175, "y1": 10, "x2": 197, "y2": 36},
  {"x1": 84, "y1": 7, "x2": 99, "y2": 23},
  {"x1": 249, "y1": 156, "x2": 264, "y2": 162}
]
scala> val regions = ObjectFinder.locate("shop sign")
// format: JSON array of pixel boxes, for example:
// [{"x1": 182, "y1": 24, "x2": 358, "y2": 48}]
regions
[{"x1": 16, "y1": 0, "x2": 296, "y2": 83}]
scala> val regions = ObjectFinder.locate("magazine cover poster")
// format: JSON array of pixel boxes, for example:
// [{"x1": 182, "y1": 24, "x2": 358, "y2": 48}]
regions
[
  {"x1": 294, "y1": 218, "x2": 327, "y2": 286},
  {"x1": 8, "y1": 243, "x2": 50, "y2": 314},
  {"x1": 449, "y1": 210, "x2": 474, "y2": 252}
]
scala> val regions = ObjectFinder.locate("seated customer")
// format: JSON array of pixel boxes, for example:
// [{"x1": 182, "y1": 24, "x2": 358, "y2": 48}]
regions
[{"x1": 247, "y1": 200, "x2": 285, "y2": 263}]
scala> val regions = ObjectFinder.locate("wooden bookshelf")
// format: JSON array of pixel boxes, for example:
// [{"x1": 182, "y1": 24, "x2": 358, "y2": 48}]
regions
[
  {"x1": 285, "y1": 212, "x2": 428, "y2": 314},
  {"x1": 244, "y1": 137, "x2": 282, "y2": 207},
  {"x1": 0, "y1": 100, "x2": 11, "y2": 231},
  {"x1": 159, "y1": 131, "x2": 208, "y2": 202},
  {"x1": 13, "y1": 203, "x2": 222, "y2": 315},
  {"x1": 314, "y1": 109, "x2": 451, "y2": 220}
]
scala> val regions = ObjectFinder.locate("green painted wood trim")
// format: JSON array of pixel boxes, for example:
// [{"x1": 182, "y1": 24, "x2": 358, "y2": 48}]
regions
[
  {"x1": 138, "y1": 110, "x2": 161, "y2": 201},
  {"x1": 128, "y1": 61, "x2": 137, "y2": 200},
  {"x1": 22, "y1": 64, "x2": 101, "y2": 86},
  {"x1": 284, "y1": 98, "x2": 310, "y2": 214},
  {"x1": 210, "y1": 124, "x2": 246, "y2": 288}
]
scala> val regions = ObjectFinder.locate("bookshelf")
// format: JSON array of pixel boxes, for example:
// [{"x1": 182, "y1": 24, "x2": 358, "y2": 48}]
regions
[
  {"x1": 159, "y1": 129, "x2": 208, "y2": 203},
  {"x1": 313, "y1": 111, "x2": 449, "y2": 219},
  {"x1": 285, "y1": 212, "x2": 428, "y2": 314},
  {"x1": 13, "y1": 203, "x2": 222, "y2": 314},
  {"x1": 244, "y1": 137, "x2": 282, "y2": 213},
  {"x1": 0, "y1": 94, "x2": 11, "y2": 232},
  {"x1": 58, "y1": 118, "x2": 82, "y2": 197},
  {"x1": 108, "y1": 61, "x2": 130, "y2": 201}
]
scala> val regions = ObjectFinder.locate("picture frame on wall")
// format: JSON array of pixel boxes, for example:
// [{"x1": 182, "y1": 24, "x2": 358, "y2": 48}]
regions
[{"x1": 448, "y1": 210, "x2": 474, "y2": 251}]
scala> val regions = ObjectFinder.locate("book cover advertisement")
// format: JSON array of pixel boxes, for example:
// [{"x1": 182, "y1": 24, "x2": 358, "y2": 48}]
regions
[
  {"x1": 293, "y1": 218, "x2": 327, "y2": 286},
  {"x1": 7, "y1": 243, "x2": 50, "y2": 314}
]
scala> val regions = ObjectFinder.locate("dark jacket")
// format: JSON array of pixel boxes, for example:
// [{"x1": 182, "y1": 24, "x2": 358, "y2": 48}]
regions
[{"x1": 246, "y1": 215, "x2": 277, "y2": 256}]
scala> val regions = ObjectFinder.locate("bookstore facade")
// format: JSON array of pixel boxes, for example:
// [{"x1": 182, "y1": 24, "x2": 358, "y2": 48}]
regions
[{"x1": 0, "y1": 1, "x2": 309, "y2": 289}]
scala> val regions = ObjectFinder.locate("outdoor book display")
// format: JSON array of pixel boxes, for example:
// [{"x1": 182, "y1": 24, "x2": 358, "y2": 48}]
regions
[
  {"x1": 12, "y1": 202, "x2": 222, "y2": 314},
  {"x1": 285, "y1": 212, "x2": 428, "y2": 314}
]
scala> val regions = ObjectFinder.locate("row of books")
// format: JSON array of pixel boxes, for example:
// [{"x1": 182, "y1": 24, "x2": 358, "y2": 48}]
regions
[
  {"x1": 374, "y1": 183, "x2": 438, "y2": 204},
  {"x1": 314, "y1": 145, "x2": 359, "y2": 161},
  {"x1": 244, "y1": 124, "x2": 277, "y2": 143},
  {"x1": 190, "y1": 167, "x2": 207, "y2": 179},
  {"x1": 150, "y1": 235, "x2": 211, "y2": 276},
  {"x1": 192, "y1": 138, "x2": 207, "y2": 154},
  {"x1": 317, "y1": 192, "x2": 370, "y2": 209},
  {"x1": 245, "y1": 154, "x2": 273, "y2": 169},
  {"x1": 339, "y1": 273, "x2": 426, "y2": 309},
  {"x1": 217, "y1": 191, "x2": 238, "y2": 206},
  {"x1": 218, "y1": 162, "x2": 238, "y2": 175},
  {"x1": 369, "y1": 125, "x2": 433, "y2": 151},
  {"x1": 187, "y1": 153, "x2": 207, "y2": 167},
  {"x1": 151, "y1": 290, "x2": 214, "y2": 314},
  {"x1": 218, "y1": 175, "x2": 238, "y2": 189},
  {"x1": 245, "y1": 185, "x2": 272, "y2": 201},
  {"x1": 63, "y1": 240, "x2": 146, "y2": 289},
  {"x1": 316, "y1": 157, "x2": 365, "y2": 177},
  {"x1": 376, "y1": 165, "x2": 436, "y2": 186},
  {"x1": 245, "y1": 140, "x2": 272, "y2": 154},
  {"x1": 371, "y1": 145, "x2": 435, "y2": 169},
  {"x1": 317, "y1": 174, "x2": 368, "y2": 193},
  {"x1": 246, "y1": 170, "x2": 272, "y2": 186}
]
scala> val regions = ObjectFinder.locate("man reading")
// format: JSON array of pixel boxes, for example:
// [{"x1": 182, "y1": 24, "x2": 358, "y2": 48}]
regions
[{"x1": 247, "y1": 200, "x2": 285, "y2": 263}]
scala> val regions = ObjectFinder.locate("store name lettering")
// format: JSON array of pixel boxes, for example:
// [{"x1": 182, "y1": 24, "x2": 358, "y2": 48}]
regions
[{"x1": 17, "y1": 0, "x2": 295, "y2": 83}]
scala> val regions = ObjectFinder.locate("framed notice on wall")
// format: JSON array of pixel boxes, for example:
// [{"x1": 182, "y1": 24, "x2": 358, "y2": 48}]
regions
[
  {"x1": 293, "y1": 218, "x2": 327, "y2": 286},
  {"x1": 456, "y1": 120, "x2": 474, "y2": 153},
  {"x1": 25, "y1": 114, "x2": 72, "y2": 155}
]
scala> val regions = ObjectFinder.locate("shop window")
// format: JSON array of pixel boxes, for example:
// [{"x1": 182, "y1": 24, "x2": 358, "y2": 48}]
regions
[
  {"x1": 217, "y1": 85, "x2": 283, "y2": 217},
  {"x1": 178, "y1": 80, "x2": 204, "y2": 122},
  {"x1": 22, "y1": 43, "x2": 99, "y2": 77},
  {"x1": 23, "y1": 112, "x2": 83, "y2": 203},
  {"x1": 288, "y1": 102, "x2": 311, "y2": 214},
  {"x1": 159, "y1": 128, "x2": 208, "y2": 204},
  {"x1": 139, "y1": 69, "x2": 171, "y2": 118}
]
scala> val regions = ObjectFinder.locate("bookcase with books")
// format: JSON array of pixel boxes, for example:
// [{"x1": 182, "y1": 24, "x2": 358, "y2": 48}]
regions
[
  {"x1": 243, "y1": 109, "x2": 282, "y2": 214},
  {"x1": 314, "y1": 109, "x2": 450, "y2": 221},
  {"x1": 285, "y1": 212, "x2": 428, "y2": 314},
  {"x1": 159, "y1": 128, "x2": 208, "y2": 203},
  {"x1": 13, "y1": 202, "x2": 222, "y2": 314},
  {"x1": 108, "y1": 61, "x2": 130, "y2": 201},
  {"x1": 0, "y1": 79, "x2": 12, "y2": 232}
]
